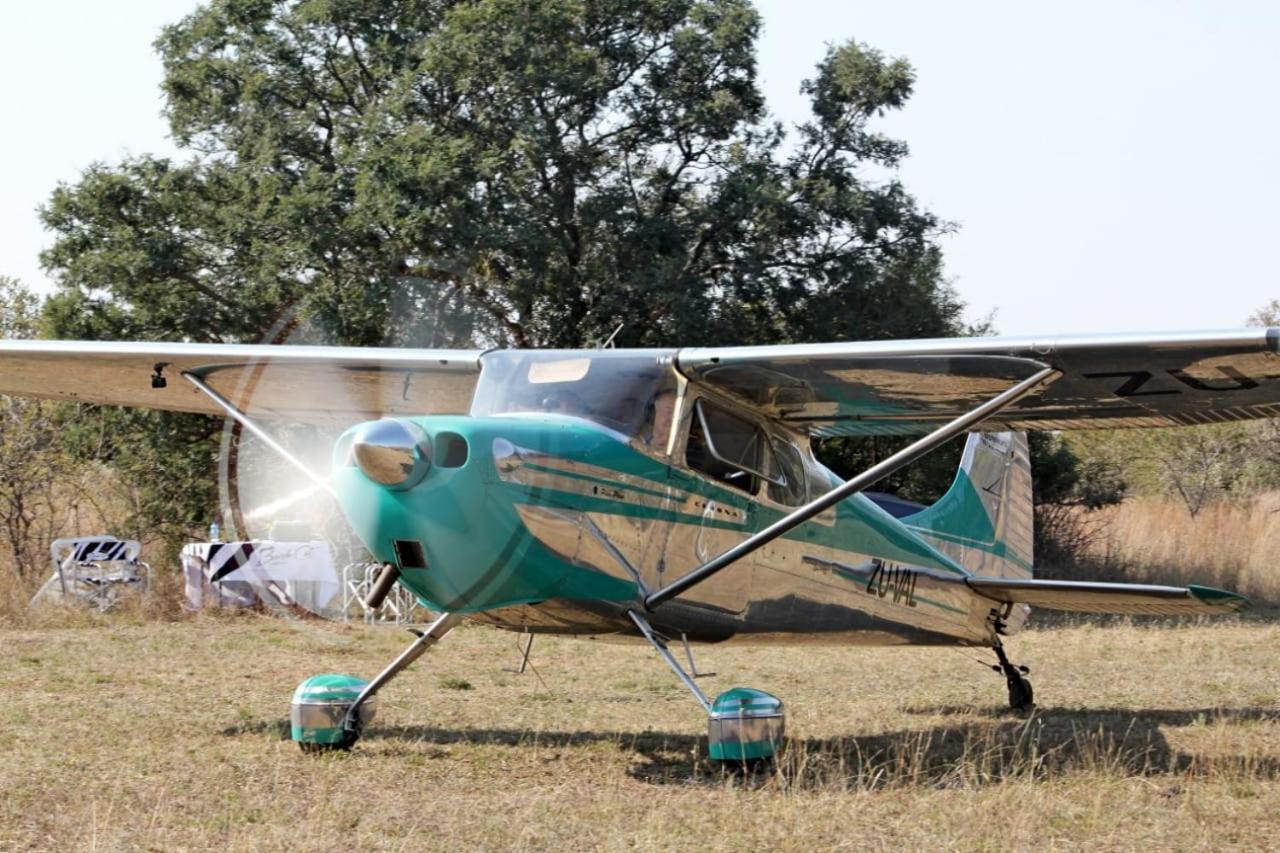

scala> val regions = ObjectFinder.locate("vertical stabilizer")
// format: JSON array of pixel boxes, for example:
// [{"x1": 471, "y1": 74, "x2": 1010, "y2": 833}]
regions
[{"x1": 904, "y1": 431, "x2": 1034, "y2": 579}]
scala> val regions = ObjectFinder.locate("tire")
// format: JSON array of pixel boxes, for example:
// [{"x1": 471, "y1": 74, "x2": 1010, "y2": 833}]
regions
[
  {"x1": 1007, "y1": 675, "x2": 1035, "y2": 713},
  {"x1": 298, "y1": 729, "x2": 359, "y2": 753},
  {"x1": 710, "y1": 755, "x2": 776, "y2": 775}
]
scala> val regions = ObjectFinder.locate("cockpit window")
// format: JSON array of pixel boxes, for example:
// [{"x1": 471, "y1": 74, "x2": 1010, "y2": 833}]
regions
[
  {"x1": 686, "y1": 398, "x2": 782, "y2": 492},
  {"x1": 471, "y1": 350, "x2": 676, "y2": 439},
  {"x1": 527, "y1": 358, "x2": 591, "y2": 384}
]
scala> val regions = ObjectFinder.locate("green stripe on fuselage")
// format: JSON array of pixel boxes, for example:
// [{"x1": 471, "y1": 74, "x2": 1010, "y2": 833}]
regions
[{"x1": 486, "y1": 416, "x2": 968, "y2": 574}]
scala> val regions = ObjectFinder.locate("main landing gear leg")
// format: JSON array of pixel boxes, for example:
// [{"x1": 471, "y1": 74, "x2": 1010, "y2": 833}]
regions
[
  {"x1": 993, "y1": 640, "x2": 1034, "y2": 713},
  {"x1": 627, "y1": 611, "x2": 785, "y2": 765},
  {"x1": 292, "y1": 611, "x2": 463, "y2": 753},
  {"x1": 627, "y1": 611, "x2": 712, "y2": 712}
]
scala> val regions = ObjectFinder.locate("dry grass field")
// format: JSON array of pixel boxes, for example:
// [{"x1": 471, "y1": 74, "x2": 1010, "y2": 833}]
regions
[
  {"x1": 1084, "y1": 493, "x2": 1280, "y2": 602},
  {"x1": 2, "y1": 611, "x2": 1279, "y2": 851},
  {"x1": 2, "y1": 490, "x2": 1278, "y2": 851}
]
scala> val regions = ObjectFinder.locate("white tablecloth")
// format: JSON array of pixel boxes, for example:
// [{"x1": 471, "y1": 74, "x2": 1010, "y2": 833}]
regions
[{"x1": 182, "y1": 540, "x2": 338, "y2": 612}]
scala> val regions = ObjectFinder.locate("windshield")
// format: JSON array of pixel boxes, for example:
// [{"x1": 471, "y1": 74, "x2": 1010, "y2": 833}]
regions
[{"x1": 471, "y1": 350, "x2": 677, "y2": 439}]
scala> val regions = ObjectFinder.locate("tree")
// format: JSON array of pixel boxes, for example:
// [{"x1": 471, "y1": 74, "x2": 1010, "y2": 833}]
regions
[
  {"x1": 1248, "y1": 299, "x2": 1280, "y2": 328},
  {"x1": 1152, "y1": 426, "x2": 1252, "y2": 518},
  {"x1": 42, "y1": 0, "x2": 961, "y2": 350},
  {"x1": 1028, "y1": 431, "x2": 1126, "y2": 570},
  {"x1": 0, "y1": 278, "x2": 104, "y2": 580}
]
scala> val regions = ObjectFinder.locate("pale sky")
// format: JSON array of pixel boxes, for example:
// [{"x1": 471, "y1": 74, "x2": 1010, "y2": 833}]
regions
[{"x1": 3, "y1": 1, "x2": 1277, "y2": 336}]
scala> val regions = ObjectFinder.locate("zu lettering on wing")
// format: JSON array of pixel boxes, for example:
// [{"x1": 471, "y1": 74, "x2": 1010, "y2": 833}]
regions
[
  {"x1": 865, "y1": 559, "x2": 918, "y2": 608},
  {"x1": 1084, "y1": 366, "x2": 1262, "y2": 398}
]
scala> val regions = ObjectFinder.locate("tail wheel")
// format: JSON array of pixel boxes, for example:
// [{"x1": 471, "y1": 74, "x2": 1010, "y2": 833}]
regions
[{"x1": 1007, "y1": 673, "x2": 1034, "y2": 713}]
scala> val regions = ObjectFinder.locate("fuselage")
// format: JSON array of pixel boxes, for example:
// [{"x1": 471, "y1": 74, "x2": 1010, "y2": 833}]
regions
[{"x1": 331, "y1": 351, "x2": 1023, "y2": 647}]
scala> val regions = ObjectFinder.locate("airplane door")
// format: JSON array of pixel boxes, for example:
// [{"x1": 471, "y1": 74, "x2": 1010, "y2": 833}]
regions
[
  {"x1": 656, "y1": 468, "x2": 756, "y2": 614},
  {"x1": 693, "y1": 494, "x2": 757, "y2": 612},
  {"x1": 663, "y1": 396, "x2": 770, "y2": 614}
]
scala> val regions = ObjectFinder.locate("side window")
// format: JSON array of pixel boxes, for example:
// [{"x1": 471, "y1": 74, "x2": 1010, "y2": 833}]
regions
[
  {"x1": 685, "y1": 399, "x2": 779, "y2": 493},
  {"x1": 768, "y1": 438, "x2": 808, "y2": 507},
  {"x1": 808, "y1": 458, "x2": 839, "y2": 496},
  {"x1": 804, "y1": 455, "x2": 842, "y2": 524}
]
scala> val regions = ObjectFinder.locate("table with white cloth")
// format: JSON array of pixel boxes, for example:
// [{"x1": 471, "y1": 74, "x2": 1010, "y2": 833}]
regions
[{"x1": 182, "y1": 540, "x2": 339, "y2": 613}]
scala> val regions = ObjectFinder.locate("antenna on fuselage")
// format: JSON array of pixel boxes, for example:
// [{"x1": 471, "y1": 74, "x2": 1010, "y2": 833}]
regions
[{"x1": 598, "y1": 322, "x2": 625, "y2": 349}]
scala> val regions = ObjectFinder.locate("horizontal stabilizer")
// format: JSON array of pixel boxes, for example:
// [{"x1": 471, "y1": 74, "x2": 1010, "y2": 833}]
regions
[{"x1": 966, "y1": 576, "x2": 1249, "y2": 616}]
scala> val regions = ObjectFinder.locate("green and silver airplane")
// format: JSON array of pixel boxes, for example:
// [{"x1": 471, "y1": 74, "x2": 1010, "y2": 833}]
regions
[{"x1": 0, "y1": 329, "x2": 1272, "y2": 761}]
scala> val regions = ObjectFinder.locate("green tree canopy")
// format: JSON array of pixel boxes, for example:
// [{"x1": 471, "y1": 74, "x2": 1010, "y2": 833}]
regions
[{"x1": 41, "y1": 0, "x2": 962, "y2": 351}]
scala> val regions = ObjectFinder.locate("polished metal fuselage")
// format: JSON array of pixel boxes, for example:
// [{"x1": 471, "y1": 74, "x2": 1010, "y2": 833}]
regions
[{"x1": 458, "y1": 418, "x2": 1009, "y2": 648}]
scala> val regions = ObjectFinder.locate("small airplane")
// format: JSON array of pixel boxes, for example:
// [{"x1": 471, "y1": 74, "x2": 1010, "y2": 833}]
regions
[{"x1": 1, "y1": 329, "x2": 1273, "y2": 761}]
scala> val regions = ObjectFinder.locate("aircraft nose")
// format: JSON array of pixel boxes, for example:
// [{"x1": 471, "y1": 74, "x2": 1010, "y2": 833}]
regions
[{"x1": 351, "y1": 418, "x2": 432, "y2": 489}]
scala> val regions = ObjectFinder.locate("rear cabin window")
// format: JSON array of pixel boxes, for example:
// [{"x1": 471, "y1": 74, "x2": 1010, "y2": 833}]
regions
[
  {"x1": 686, "y1": 399, "x2": 781, "y2": 493},
  {"x1": 768, "y1": 437, "x2": 808, "y2": 507}
]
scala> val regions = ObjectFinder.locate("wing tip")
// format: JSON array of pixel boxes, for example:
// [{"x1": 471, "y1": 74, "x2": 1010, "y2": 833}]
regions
[{"x1": 1187, "y1": 584, "x2": 1251, "y2": 612}]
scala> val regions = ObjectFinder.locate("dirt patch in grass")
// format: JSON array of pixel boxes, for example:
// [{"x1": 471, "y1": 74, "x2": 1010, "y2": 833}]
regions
[{"x1": 2, "y1": 614, "x2": 1278, "y2": 850}]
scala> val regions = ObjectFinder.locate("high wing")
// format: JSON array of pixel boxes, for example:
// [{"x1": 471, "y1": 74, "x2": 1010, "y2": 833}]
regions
[
  {"x1": 4, "y1": 328, "x2": 1280, "y2": 433},
  {"x1": 965, "y1": 576, "x2": 1249, "y2": 616},
  {"x1": 0, "y1": 340, "x2": 482, "y2": 425},
  {"x1": 676, "y1": 328, "x2": 1280, "y2": 436}
]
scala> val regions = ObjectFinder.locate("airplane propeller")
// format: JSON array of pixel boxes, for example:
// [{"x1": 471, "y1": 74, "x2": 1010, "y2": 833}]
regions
[{"x1": 208, "y1": 282, "x2": 496, "y2": 617}]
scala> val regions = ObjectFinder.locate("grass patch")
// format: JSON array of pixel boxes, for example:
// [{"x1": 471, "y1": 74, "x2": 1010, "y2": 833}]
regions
[{"x1": 1, "y1": 615, "x2": 1279, "y2": 848}]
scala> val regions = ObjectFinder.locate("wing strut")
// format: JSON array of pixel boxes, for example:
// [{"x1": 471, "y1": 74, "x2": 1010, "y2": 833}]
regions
[
  {"x1": 642, "y1": 365, "x2": 1060, "y2": 610},
  {"x1": 181, "y1": 371, "x2": 336, "y2": 497}
]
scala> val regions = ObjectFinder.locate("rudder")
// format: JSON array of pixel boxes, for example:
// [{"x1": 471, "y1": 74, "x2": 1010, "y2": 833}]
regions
[{"x1": 904, "y1": 431, "x2": 1034, "y2": 579}]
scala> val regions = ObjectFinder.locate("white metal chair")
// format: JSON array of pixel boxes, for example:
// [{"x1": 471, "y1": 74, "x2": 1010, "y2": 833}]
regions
[
  {"x1": 340, "y1": 561, "x2": 426, "y2": 624},
  {"x1": 30, "y1": 537, "x2": 151, "y2": 610}
]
